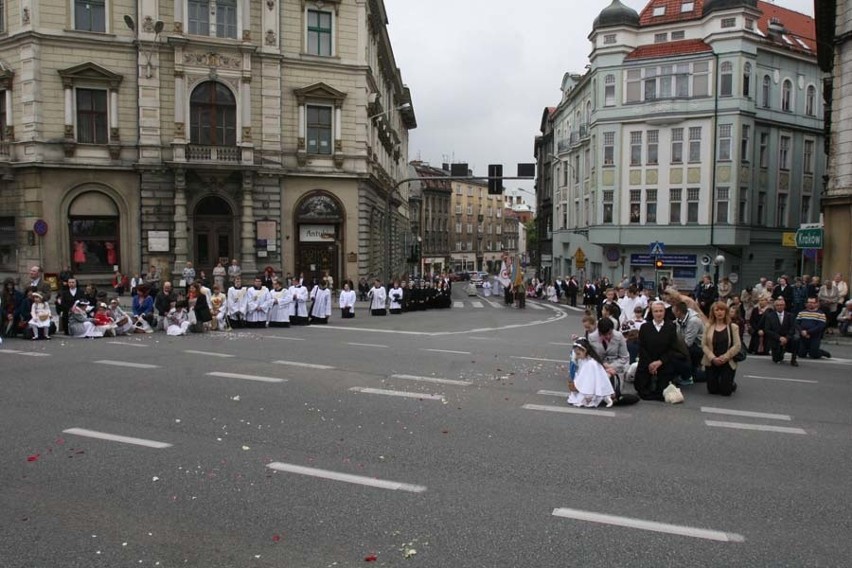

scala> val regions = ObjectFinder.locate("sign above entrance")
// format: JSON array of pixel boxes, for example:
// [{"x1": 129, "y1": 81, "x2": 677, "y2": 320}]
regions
[{"x1": 300, "y1": 224, "x2": 336, "y2": 242}]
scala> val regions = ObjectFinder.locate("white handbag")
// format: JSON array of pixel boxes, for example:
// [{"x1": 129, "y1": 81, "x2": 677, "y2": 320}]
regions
[{"x1": 663, "y1": 382, "x2": 684, "y2": 404}]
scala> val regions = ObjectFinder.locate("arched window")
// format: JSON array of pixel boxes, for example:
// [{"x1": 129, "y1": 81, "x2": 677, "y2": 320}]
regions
[
  {"x1": 806, "y1": 85, "x2": 817, "y2": 116},
  {"x1": 781, "y1": 79, "x2": 793, "y2": 112},
  {"x1": 762, "y1": 75, "x2": 771, "y2": 108},
  {"x1": 604, "y1": 74, "x2": 616, "y2": 107},
  {"x1": 742, "y1": 62, "x2": 751, "y2": 97},
  {"x1": 585, "y1": 101, "x2": 592, "y2": 126},
  {"x1": 190, "y1": 81, "x2": 237, "y2": 146},
  {"x1": 720, "y1": 61, "x2": 733, "y2": 96}
]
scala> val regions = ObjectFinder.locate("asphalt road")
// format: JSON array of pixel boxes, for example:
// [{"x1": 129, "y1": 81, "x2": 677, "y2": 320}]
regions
[{"x1": 2, "y1": 292, "x2": 851, "y2": 567}]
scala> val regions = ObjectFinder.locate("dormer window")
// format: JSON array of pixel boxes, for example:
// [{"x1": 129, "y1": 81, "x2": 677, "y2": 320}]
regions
[
  {"x1": 603, "y1": 33, "x2": 617, "y2": 45},
  {"x1": 671, "y1": 30, "x2": 685, "y2": 40},
  {"x1": 681, "y1": 2, "x2": 694, "y2": 12},
  {"x1": 653, "y1": 6, "x2": 666, "y2": 17},
  {"x1": 721, "y1": 17, "x2": 736, "y2": 29},
  {"x1": 654, "y1": 33, "x2": 667, "y2": 43}
]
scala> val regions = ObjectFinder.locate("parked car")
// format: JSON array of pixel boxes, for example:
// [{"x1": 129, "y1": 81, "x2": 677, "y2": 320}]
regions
[{"x1": 470, "y1": 273, "x2": 483, "y2": 287}]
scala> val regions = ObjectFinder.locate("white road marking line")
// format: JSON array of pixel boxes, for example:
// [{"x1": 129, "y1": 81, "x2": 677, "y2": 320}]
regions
[
  {"x1": 106, "y1": 341, "x2": 149, "y2": 348},
  {"x1": 527, "y1": 303, "x2": 545, "y2": 310},
  {"x1": 422, "y1": 348, "x2": 471, "y2": 355},
  {"x1": 552, "y1": 508, "x2": 745, "y2": 543},
  {"x1": 0, "y1": 349, "x2": 22, "y2": 353},
  {"x1": 273, "y1": 360, "x2": 335, "y2": 370},
  {"x1": 205, "y1": 372, "x2": 286, "y2": 383},
  {"x1": 468, "y1": 336, "x2": 496, "y2": 341},
  {"x1": 471, "y1": 301, "x2": 484, "y2": 308},
  {"x1": 15, "y1": 352, "x2": 51, "y2": 357},
  {"x1": 63, "y1": 428, "x2": 172, "y2": 449},
  {"x1": 566, "y1": 306, "x2": 585, "y2": 312},
  {"x1": 537, "y1": 389, "x2": 571, "y2": 397},
  {"x1": 349, "y1": 387, "x2": 445, "y2": 401},
  {"x1": 184, "y1": 350, "x2": 235, "y2": 358},
  {"x1": 701, "y1": 406, "x2": 792, "y2": 421},
  {"x1": 523, "y1": 403, "x2": 617, "y2": 418},
  {"x1": 346, "y1": 342, "x2": 388, "y2": 348},
  {"x1": 705, "y1": 420, "x2": 807, "y2": 435},
  {"x1": 480, "y1": 298, "x2": 503, "y2": 308},
  {"x1": 744, "y1": 374, "x2": 818, "y2": 384},
  {"x1": 264, "y1": 336, "x2": 305, "y2": 341},
  {"x1": 549, "y1": 342, "x2": 575, "y2": 347},
  {"x1": 453, "y1": 301, "x2": 464, "y2": 309},
  {"x1": 511, "y1": 356, "x2": 565, "y2": 363},
  {"x1": 797, "y1": 357, "x2": 852, "y2": 366},
  {"x1": 391, "y1": 374, "x2": 472, "y2": 386},
  {"x1": 94, "y1": 360, "x2": 160, "y2": 369},
  {"x1": 266, "y1": 462, "x2": 426, "y2": 493}
]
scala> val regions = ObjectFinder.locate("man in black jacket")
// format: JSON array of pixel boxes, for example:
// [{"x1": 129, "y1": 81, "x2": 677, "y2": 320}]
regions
[
  {"x1": 761, "y1": 297, "x2": 799, "y2": 366},
  {"x1": 58, "y1": 277, "x2": 86, "y2": 335},
  {"x1": 154, "y1": 281, "x2": 177, "y2": 328}
]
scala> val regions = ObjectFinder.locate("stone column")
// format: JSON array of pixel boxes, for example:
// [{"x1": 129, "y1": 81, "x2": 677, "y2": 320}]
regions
[
  {"x1": 173, "y1": 168, "x2": 189, "y2": 268},
  {"x1": 241, "y1": 171, "x2": 257, "y2": 275}
]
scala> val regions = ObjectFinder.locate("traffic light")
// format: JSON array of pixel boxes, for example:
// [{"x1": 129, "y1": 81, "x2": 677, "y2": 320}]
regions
[
  {"x1": 655, "y1": 258, "x2": 664, "y2": 269},
  {"x1": 488, "y1": 164, "x2": 503, "y2": 194}
]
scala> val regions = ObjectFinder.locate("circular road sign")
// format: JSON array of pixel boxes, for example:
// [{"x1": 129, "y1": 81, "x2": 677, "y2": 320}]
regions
[{"x1": 33, "y1": 219, "x2": 49, "y2": 237}]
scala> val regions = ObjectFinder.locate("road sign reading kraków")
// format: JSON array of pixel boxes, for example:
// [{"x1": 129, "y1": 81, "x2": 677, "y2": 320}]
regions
[{"x1": 795, "y1": 227, "x2": 823, "y2": 249}]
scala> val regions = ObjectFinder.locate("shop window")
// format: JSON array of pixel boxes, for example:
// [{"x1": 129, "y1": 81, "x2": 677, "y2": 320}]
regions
[
  {"x1": 0, "y1": 216, "x2": 14, "y2": 270},
  {"x1": 70, "y1": 217, "x2": 120, "y2": 273}
]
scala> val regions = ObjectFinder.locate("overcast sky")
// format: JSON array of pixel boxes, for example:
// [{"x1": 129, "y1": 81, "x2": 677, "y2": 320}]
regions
[{"x1": 383, "y1": 0, "x2": 816, "y2": 201}]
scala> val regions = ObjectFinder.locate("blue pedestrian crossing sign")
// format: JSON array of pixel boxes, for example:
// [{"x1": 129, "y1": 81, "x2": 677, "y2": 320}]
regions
[{"x1": 649, "y1": 241, "x2": 665, "y2": 256}]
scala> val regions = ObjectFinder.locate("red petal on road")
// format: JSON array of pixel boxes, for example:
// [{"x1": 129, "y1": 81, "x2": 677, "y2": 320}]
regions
[
  {"x1": 364, "y1": 553, "x2": 378, "y2": 562},
  {"x1": 27, "y1": 454, "x2": 40, "y2": 462},
  {"x1": 271, "y1": 534, "x2": 281, "y2": 542}
]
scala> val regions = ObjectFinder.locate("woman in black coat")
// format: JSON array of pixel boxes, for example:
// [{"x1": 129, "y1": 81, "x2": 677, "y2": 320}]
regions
[
  {"x1": 189, "y1": 282, "x2": 212, "y2": 330},
  {"x1": 634, "y1": 301, "x2": 685, "y2": 401}
]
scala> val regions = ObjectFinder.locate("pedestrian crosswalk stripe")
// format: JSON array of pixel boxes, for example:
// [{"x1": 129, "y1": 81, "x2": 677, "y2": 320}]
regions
[
  {"x1": 522, "y1": 403, "x2": 618, "y2": 418},
  {"x1": 453, "y1": 301, "x2": 464, "y2": 308},
  {"x1": 480, "y1": 298, "x2": 503, "y2": 308},
  {"x1": 391, "y1": 374, "x2": 472, "y2": 386},
  {"x1": 350, "y1": 387, "x2": 445, "y2": 401},
  {"x1": 94, "y1": 360, "x2": 159, "y2": 369},
  {"x1": 471, "y1": 301, "x2": 484, "y2": 308},
  {"x1": 701, "y1": 407, "x2": 791, "y2": 421}
]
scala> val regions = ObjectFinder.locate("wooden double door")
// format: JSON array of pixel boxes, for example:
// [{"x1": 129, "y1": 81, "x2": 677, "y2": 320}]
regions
[
  {"x1": 194, "y1": 216, "x2": 234, "y2": 273},
  {"x1": 297, "y1": 243, "x2": 338, "y2": 286}
]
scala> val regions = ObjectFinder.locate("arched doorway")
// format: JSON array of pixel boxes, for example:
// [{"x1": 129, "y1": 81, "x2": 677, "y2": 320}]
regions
[
  {"x1": 294, "y1": 192, "x2": 344, "y2": 286},
  {"x1": 193, "y1": 196, "x2": 234, "y2": 273}
]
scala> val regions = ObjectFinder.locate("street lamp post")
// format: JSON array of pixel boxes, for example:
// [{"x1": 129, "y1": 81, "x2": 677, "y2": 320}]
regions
[{"x1": 124, "y1": 15, "x2": 164, "y2": 79}]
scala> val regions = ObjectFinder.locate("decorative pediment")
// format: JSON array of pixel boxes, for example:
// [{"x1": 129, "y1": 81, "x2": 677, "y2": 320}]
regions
[
  {"x1": 58, "y1": 62, "x2": 123, "y2": 89},
  {"x1": 293, "y1": 82, "x2": 347, "y2": 106}
]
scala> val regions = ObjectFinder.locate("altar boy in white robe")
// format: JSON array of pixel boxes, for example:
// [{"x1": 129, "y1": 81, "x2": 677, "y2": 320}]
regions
[
  {"x1": 245, "y1": 277, "x2": 272, "y2": 328},
  {"x1": 367, "y1": 278, "x2": 387, "y2": 316},
  {"x1": 388, "y1": 281, "x2": 404, "y2": 315},
  {"x1": 226, "y1": 276, "x2": 248, "y2": 328},
  {"x1": 309, "y1": 280, "x2": 332, "y2": 324},
  {"x1": 268, "y1": 279, "x2": 292, "y2": 327},
  {"x1": 289, "y1": 277, "x2": 310, "y2": 325},
  {"x1": 339, "y1": 282, "x2": 356, "y2": 319}
]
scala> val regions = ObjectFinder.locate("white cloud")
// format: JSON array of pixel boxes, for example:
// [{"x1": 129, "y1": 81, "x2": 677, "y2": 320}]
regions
[{"x1": 384, "y1": 0, "x2": 816, "y2": 196}]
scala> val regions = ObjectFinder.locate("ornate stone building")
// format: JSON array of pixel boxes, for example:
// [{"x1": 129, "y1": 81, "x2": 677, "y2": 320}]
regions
[
  {"x1": 0, "y1": 0, "x2": 415, "y2": 286},
  {"x1": 816, "y1": 0, "x2": 852, "y2": 282}
]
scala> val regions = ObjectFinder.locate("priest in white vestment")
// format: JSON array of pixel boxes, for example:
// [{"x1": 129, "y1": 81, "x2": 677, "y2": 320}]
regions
[
  {"x1": 226, "y1": 277, "x2": 248, "y2": 328},
  {"x1": 367, "y1": 279, "x2": 387, "y2": 316},
  {"x1": 309, "y1": 281, "x2": 332, "y2": 324},
  {"x1": 268, "y1": 280, "x2": 293, "y2": 327},
  {"x1": 245, "y1": 277, "x2": 272, "y2": 328},
  {"x1": 289, "y1": 278, "x2": 310, "y2": 325}
]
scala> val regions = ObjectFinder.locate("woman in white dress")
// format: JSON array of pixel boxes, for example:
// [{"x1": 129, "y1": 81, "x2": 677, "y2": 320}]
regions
[
  {"x1": 339, "y1": 282, "x2": 356, "y2": 319},
  {"x1": 268, "y1": 280, "x2": 292, "y2": 328},
  {"x1": 546, "y1": 282, "x2": 558, "y2": 303},
  {"x1": 567, "y1": 338, "x2": 614, "y2": 408},
  {"x1": 166, "y1": 301, "x2": 191, "y2": 336}
]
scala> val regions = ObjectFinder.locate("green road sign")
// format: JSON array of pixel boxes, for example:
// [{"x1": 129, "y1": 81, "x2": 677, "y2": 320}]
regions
[{"x1": 795, "y1": 227, "x2": 823, "y2": 249}]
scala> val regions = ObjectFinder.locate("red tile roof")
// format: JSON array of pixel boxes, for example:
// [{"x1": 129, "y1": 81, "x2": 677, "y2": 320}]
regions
[
  {"x1": 639, "y1": 0, "x2": 705, "y2": 26},
  {"x1": 755, "y1": 1, "x2": 816, "y2": 53},
  {"x1": 625, "y1": 38, "x2": 713, "y2": 60}
]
